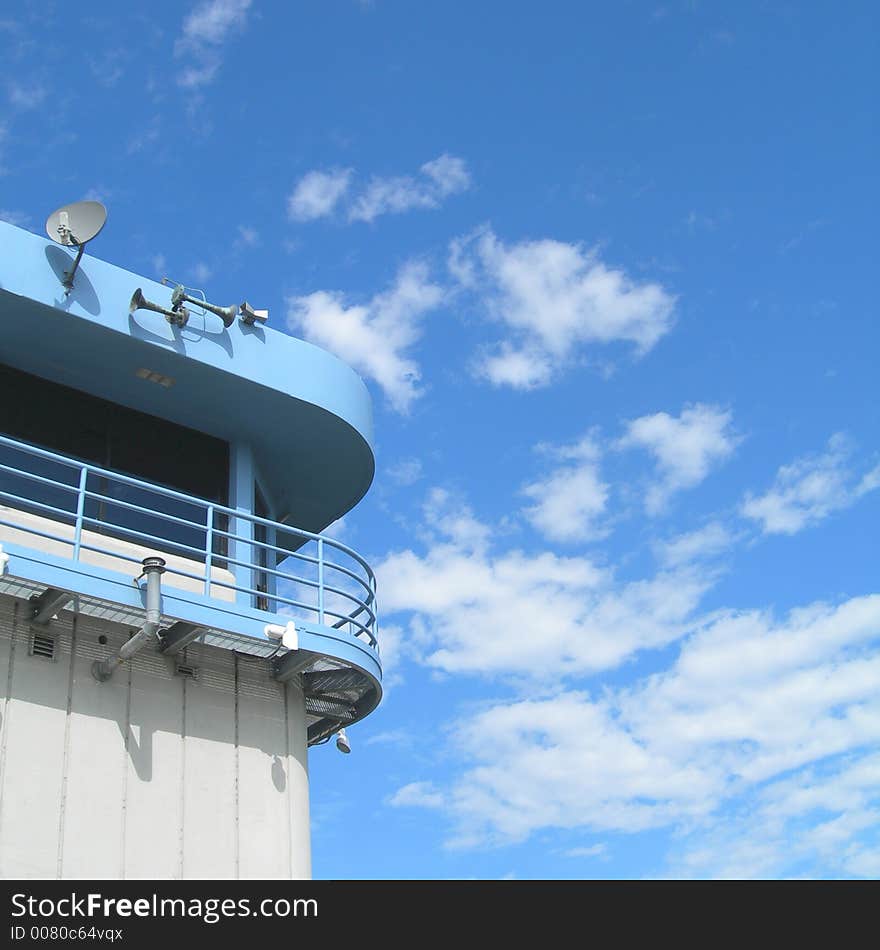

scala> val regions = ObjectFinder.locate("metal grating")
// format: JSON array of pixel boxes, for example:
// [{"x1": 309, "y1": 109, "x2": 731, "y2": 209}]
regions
[
  {"x1": 0, "y1": 577, "x2": 379, "y2": 745},
  {"x1": 302, "y1": 669, "x2": 364, "y2": 694},
  {"x1": 30, "y1": 631, "x2": 56, "y2": 660},
  {"x1": 304, "y1": 695, "x2": 357, "y2": 722}
]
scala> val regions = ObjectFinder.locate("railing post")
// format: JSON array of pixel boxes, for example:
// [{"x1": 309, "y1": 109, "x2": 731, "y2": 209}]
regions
[
  {"x1": 72, "y1": 466, "x2": 88, "y2": 562},
  {"x1": 204, "y1": 505, "x2": 214, "y2": 596},
  {"x1": 229, "y1": 443, "x2": 256, "y2": 608},
  {"x1": 371, "y1": 574, "x2": 378, "y2": 646},
  {"x1": 317, "y1": 537, "x2": 325, "y2": 624}
]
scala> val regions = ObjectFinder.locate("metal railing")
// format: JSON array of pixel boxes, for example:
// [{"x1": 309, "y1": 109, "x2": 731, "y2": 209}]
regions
[{"x1": 0, "y1": 433, "x2": 377, "y2": 647}]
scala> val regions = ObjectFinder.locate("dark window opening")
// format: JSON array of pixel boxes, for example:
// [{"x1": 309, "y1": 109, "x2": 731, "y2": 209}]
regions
[
  {"x1": 0, "y1": 364, "x2": 229, "y2": 563},
  {"x1": 254, "y1": 483, "x2": 270, "y2": 611}
]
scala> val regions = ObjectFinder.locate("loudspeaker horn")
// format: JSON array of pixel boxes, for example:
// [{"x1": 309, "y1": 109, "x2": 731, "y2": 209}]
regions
[{"x1": 129, "y1": 288, "x2": 189, "y2": 327}]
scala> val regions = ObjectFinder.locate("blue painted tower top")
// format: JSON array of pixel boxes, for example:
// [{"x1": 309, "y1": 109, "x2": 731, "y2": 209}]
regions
[{"x1": 0, "y1": 217, "x2": 381, "y2": 743}]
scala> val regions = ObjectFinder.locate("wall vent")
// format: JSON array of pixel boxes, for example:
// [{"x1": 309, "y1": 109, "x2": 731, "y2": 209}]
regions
[
  {"x1": 30, "y1": 632, "x2": 56, "y2": 660},
  {"x1": 175, "y1": 664, "x2": 199, "y2": 680}
]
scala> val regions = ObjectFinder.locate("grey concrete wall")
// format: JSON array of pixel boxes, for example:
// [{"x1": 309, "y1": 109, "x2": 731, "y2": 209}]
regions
[{"x1": 0, "y1": 594, "x2": 311, "y2": 879}]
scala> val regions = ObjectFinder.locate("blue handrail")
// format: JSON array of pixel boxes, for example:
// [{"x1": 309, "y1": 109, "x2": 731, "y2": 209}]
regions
[{"x1": 0, "y1": 433, "x2": 378, "y2": 647}]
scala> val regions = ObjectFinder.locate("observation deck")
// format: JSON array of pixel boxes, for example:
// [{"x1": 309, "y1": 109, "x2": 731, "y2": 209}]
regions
[{"x1": 0, "y1": 220, "x2": 381, "y2": 744}]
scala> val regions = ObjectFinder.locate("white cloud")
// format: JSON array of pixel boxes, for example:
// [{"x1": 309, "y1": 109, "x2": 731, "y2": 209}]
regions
[
  {"x1": 175, "y1": 0, "x2": 252, "y2": 88},
  {"x1": 443, "y1": 692, "x2": 716, "y2": 847},
  {"x1": 349, "y1": 176, "x2": 436, "y2": 222},
  {"x1": 478, "y1": 344, "x2": 553, "y2": 390},
  {"x1": 192, "y1": 262, "x2": 213, "y2": 284},
  {"x1": 287, "y1": 155, "x2": 471, "y2": 224},
  {"x1": 236, "y1": 225, "x2": 259, "y2": 246},
  {"x1": 0, "y1": 209, "x2": 29, "y2": 228},
  {"x1": 564, "y1": 844, "x2": 608, "y2": 859},
  {"x1": 618, "y1": 404, "x2": 739, "y2": 514},
  {"x1": 287, "y1": 263, "x2": 444, "y2": 413},
  {"x1": 365, "y1": 729, "x2": 414, "y2": 748},
  {"x1": 348, "y1": 154, "x2": 471, "y2": 223},
  {"x1": 374, "y1": 622, "x2": 406, "y2": 690},
  {"x1": 655, "y1": 521, "x2": 735, "y2": 568},
  {"x1": 420, "y1": 154, "x2": 471, "y2": 196},
  {"x1": 742, "y1": 434, "x2": 880, "y2": 535},
  {"x1": 126, "y1": 116, "x2": 161, "y2": 156},
  {"x1": 387, "y1": 458, "x2": 423, "y2": 487},
  {"x1": 377, "y1": 489, "x2": 712, "y2": 678},
  {"x1": 321, "y1": 516, "x2": 348, "y2": 540},
  {"x1": 859, "y1": 464, "x2": 880, "y2": 496},
  {"x1": 389, "y1": 781, "x2": 446, "y2": 810},
  {"x1": 520, "y1": 436, "x2": 609, "y2": 543},
  {"x1": 7, "y1": 81, "x2": 46, "y2": 110},
  {"x1": 393, "y1": 593, "x2": 880, "y2": 873},
  {"x1": 450, "y1": 227, "x2": 676, "y2": 389},
  {"x1": 181, "y1": 0, "x2": 252, "y2": 43},
  {"x1": 287, "y1": 168, "x2": 353, "y2": 221}
]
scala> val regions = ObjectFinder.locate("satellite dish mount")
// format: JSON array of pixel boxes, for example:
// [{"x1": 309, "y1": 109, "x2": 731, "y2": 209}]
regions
[{"x1": 45, "y1": 200, "x2": 107, "y2": 295}]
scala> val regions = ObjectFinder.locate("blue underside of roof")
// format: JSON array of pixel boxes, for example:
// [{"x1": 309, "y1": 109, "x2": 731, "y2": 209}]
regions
[{"x1": 0, "y1": 221, "x2": 375, "y2": 533}]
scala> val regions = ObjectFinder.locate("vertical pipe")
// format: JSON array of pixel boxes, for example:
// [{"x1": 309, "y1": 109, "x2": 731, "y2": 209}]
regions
[
  {"x1": 72, "y1": 466, "x2": 88, "y2": 561},
  {"x1": 92, "y1": 557, "x2": 165, "y2": 681}
]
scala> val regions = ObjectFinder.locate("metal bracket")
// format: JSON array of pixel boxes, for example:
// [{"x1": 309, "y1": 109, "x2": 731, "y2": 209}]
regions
[
  {"x1": 272, "y1": 649, "x2": 315, "y2": 683},
  {"x1": 158, "y1": 621, "x2": 202, "y2": 656},
  {"x1": 29, "y1": 588, "x2": 74, "y2": 625},
  {"x1": 62, "y1": 242, "x2": 86, "y2": 295}
]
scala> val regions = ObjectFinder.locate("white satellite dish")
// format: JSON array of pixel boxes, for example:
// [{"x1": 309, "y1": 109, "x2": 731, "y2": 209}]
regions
[{"x1": 45, "y1": 200, "x2": 107, "y2": 294}]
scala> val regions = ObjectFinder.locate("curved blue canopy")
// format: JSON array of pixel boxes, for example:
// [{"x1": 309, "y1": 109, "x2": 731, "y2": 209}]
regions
[{"x1": 0, "y1": 221, "x2": 375, "y2": 535}]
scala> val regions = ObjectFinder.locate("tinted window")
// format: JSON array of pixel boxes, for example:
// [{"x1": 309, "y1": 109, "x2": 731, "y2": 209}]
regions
[{"x1": 0, "y1": 364, "x2": 229, "y2": 561}]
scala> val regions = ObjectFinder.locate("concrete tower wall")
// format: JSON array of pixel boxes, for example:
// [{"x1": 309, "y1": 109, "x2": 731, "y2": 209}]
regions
[{"x1": 0, "y1": 594, "x2": 311, "y2": 879}]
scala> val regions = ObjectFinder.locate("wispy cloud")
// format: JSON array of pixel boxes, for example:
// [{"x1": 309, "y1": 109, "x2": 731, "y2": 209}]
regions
[
  {"x1": 618, "y1": 404, "x2": 740, "y2": 514},
  {"x1": 450, "y1": 227, "x2": 676, "y2": 389},
  {"x1": 742, "y1": 434, "x2": 880, "y2": 535},
  {"x1": 0, "y1": 209, "x2": 30, "y2": 228},
  {"x1": 655, "y1": 521, "x2": 736, "y2": 568},
  {"x1": 175, "y1": 0, "x2": 253, "y2": 88},
  {"x1": 389, "y1": 781, "x2": 446, "y2": 810},
  {"x1": 88, "y1": 48, "x2": 126, "y2": 88},
  {"x1": 563, "y1": 844, "x2": 608, "y2": 859},
  {"x1": 387, "y1": 457, "x2": 424, "y2": 487},
  {"x1": 236, "y1": 224, "x2": 259, "y2": 247},
  {"x1": 288, "y1": 168, "x2": 353, "y2": 221},
  {"x1": 349, "y1": 154, "x2": 471, "y2": 223},
  {"x1": 288, "y1": 155, "x2": 471, "y2": 224},
  {"x1": 126, "y1": 116, "x2": 161, "y2": 155},
  {"x1": 191, "y1": 262, "x2": 213, "y2": 284},
  {"x1": 287, "y1": 262, "x2": 444, "y2": 413},
  {"x1": 7, "y1": 80, "x2": 47, "y2": 110}
]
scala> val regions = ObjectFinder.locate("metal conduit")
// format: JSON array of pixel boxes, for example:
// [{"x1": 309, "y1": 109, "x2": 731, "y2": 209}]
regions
[{"x1": 91, "y1": 556, "x2": 165, "y2": 682}]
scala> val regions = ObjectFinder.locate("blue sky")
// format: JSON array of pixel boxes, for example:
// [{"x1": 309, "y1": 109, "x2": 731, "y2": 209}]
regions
[{"x1": 2, "y1": 1, "x2": 878, "y2": 878}]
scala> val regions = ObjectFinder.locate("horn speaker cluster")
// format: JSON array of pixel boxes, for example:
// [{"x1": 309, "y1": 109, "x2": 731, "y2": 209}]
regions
[{"x1": 129, "y1": 283, "x2": 265, "y2": 329}]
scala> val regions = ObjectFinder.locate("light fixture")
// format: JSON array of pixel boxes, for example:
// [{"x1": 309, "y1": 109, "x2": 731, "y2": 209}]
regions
[
  {"x1": 336, "y1": 728, "x2": 351, "y2": 754},
  {"x1": 135, "y1": 367, "x2": 175, "y2": 388}
]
